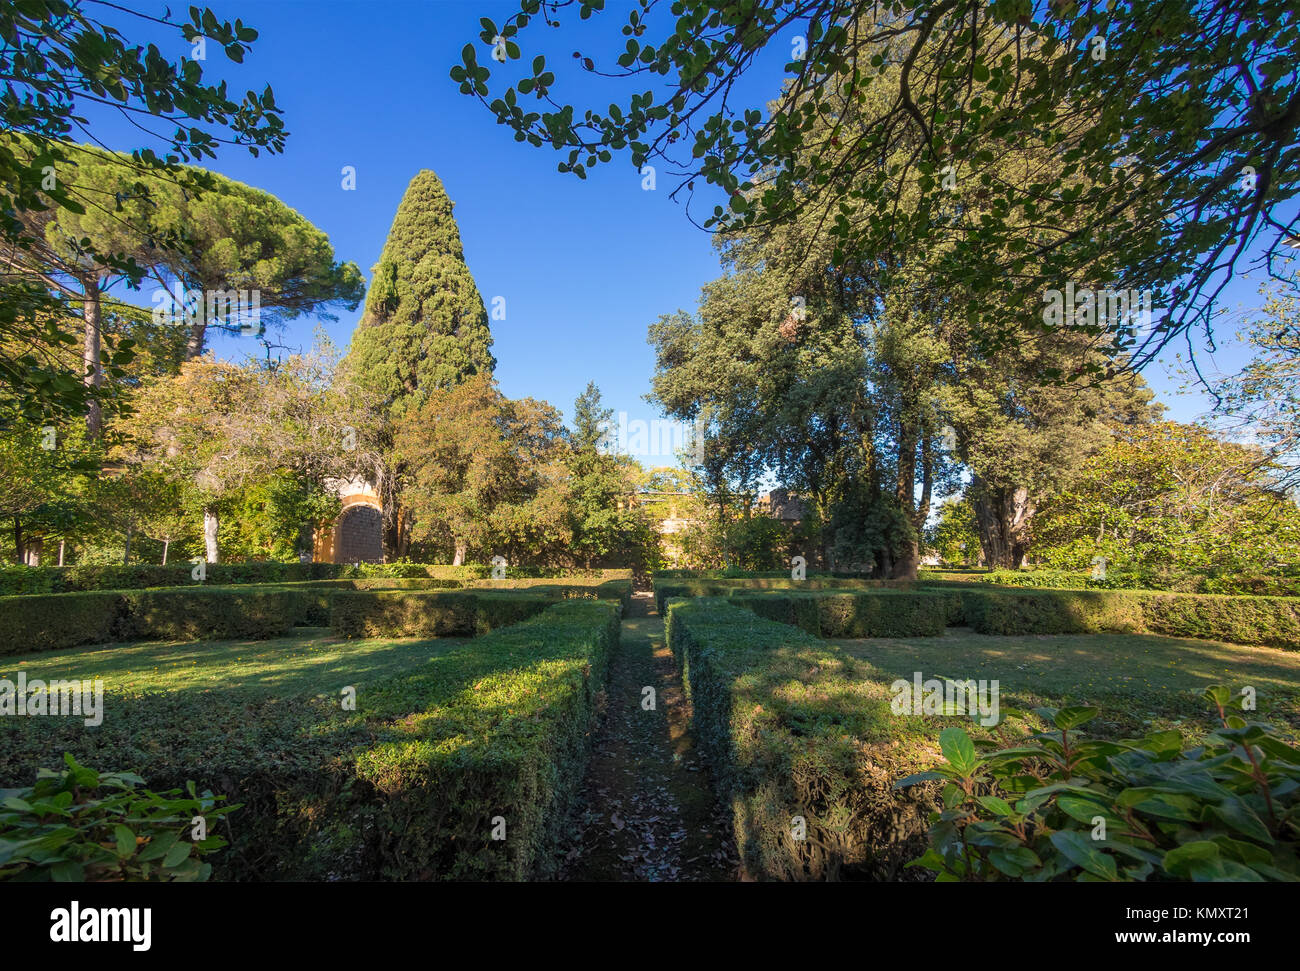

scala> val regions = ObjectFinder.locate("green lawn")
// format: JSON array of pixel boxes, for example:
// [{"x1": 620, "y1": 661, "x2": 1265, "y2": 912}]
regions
[
  {"x1": 833, "y1": 626, "x2": 1300, "y2": 736},
  {"x1": 0, "y1": 629, "x2": 472, "y2": 699}
]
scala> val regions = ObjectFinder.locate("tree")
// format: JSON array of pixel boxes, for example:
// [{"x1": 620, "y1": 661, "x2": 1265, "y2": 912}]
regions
[
  {"x1": 0, "y1": 1, "x2": 285, "y2": 422},
  {"x1": 109, "y1": 164, "x2": 365, "y2": 358},
  {"x1": 118, "y1": 349, "x2": 371, "y2": 563},
  {"x1": 567, "y1": 382, "x2": 658, "y2": 568},
  {"x1": 1031, "y1": 421, "x2": 1300, "y2": 585},
  {"x1": 343, "y1": 169, "x2": 496, "y2": 416},
  {"x1": 393, "y1": 375, "x2": 571, "y2": 565},
  {"x1": 342, "y1": 168, "x2": 497, "y2": 557},
  {"x1": 0, "y1": 420, "x2": 96, "y2": 564},
  {"x1": 456, "y1": 1, "x2": 1299, "y2": 372},
  {"x1": 1215, "y1": 281, "x2": 1300, "y2": 491}
]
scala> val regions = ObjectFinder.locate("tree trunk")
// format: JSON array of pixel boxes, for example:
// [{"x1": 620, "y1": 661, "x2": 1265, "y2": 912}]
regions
[
  {"x1": 24, "y1": 534, "x2": 42, "y2": 566},
  {"x1": 452, "y1": 541, "x2": 467, "y2": 567},
  {"x1": 185, "y1": 314, "x2": 207, "y2": 359},
  {"x1": 13, "y1": 518, "x2": 23, "y2": 565},
  {"x1": 123, "y1": 527, "x2": 131, "y2": 565},
  {"x1": 162, "y1": 538, "x2": 169, "y2": 565},
  {"x1": 58, "y1": 539, "x2": 65, "y2": 566},
  {"x1": 972, "y1": 478, "x2": 1035, "y2": 569},
  {"x1": 892, "y1": 539, "x2": 921, "y2": 580},
  {"x1": 203, "y1": 507, "x2": 220, "y2": 563},
  {"x1": 82, "y1": 276, "x2": 103, "y2": 438}
]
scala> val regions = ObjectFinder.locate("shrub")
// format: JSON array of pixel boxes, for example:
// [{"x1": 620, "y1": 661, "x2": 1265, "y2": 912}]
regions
[
  {"x1": 664, "y1": 598, "x2": 937, "y2": 880},
  {"x1": 329, "y1": 591, "x2": 555, "y2": 639},
  {"x1": 0, "y1": 753, "x2": 235, "y2": 882},
  {"x1": 0, "y1": 591, "x2": 121, "y2": 655},
  {"x1": 959, "y1": 588, "x2": 1300, "y2": 650},
  {"x1": 898, "y1": 689, "x2": 1300, "y2": 881},
  {"x1": 0, "y1": 588, "x2": 309, "y2": 655},
  {"x1": 0, "y1": 600, "x2": 621, "y2": 880},
  {"x1": 114, "y1": 589, "x2": 299, "y2": 642},
  {"x1": 726, "y1": 591, "x2": 946, "y2": 638},
  {"x1": 653, "y1": 578, "x2": 914, "y2": 613},
  {"x1": 0, "y1": 562, "x2": 632, "y2": 595}
]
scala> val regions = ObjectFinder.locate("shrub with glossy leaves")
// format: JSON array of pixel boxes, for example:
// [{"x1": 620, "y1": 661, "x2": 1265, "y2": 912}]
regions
[
  {"x1": 0, "y1": 753, "x2": 235, "y2": 882},
  {"x1": 897, "y1": 688, "x2": 1300, "y2": 882}
]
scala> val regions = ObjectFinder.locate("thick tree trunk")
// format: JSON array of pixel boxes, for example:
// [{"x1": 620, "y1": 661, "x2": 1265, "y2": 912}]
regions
[
  {"x1": 24, "y1": 535, "x2": 42, "y2": 566},
  {"x1": 972, "y1": 478, "x2": 1035, "y2": 569},
  {"x1": 452, "y1": 541, "x2": 467, "y2": 566},
  {"x1": 58, "y1": 539, "x2": 65, "y2": 566},
  {"x1": 185, "y1": 317, "x2": 207, "y2": 360},
  {"x1": 203, "y1": 507, "x2": 220, "y2": 563},
  {"x1": 161, "y1": 539, "x2": 169, "y2": 565},
  {"x1": 82, "y1": 276, "x2": 103, "y2": 438}
]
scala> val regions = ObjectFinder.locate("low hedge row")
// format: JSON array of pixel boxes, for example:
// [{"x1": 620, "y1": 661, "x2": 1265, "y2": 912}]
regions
[
  {"x1": 0, "y1": 577, "x2": 634, "y2": 655},
  {"x1": 0, "y1": 588, "x2": 306, "y2": 655},
  {"x1": 0, "y1": 599, "x2": 623, "y2": 880},
  {"x1": 663, "y1": 598, "x2": 936, "y2": 880},
  {"x1": 0, "y1": 562, "x2": 632, "y2": 595},
  {"x1": 330, "y1": 591, "x2": 558, "y2": 639},
  {"x1": 958, "y1": 588, "x2": 1300, "y2": 650},
  {"x1": 653, "y1": 579, "x2": 915, "y2": 612},
  {"x1": 726, "y1": 591, "x2": 947, "y2": 638}
]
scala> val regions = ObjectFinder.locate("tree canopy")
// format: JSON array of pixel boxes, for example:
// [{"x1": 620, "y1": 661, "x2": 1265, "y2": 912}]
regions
[
  {"x1": 457, "y1": 0, "x2": 1300, "y2": 372},
  {"x1": 343, "y1": 169, "x2": 496, "y2": 418}
]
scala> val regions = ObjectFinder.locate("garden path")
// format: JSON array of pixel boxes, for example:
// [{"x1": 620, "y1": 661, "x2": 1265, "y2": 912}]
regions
[{"x1": 556, "y1": 592, "x2": 738, "y2": 881}]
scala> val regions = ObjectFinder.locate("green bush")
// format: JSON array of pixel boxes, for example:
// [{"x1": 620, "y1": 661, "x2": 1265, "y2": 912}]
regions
[
  {"x1": 0, "y1": 600, "x2": 621, "y2": 881},
  {"x1": 664, "y1": 598, "x2": 937, "y2": 880},
  {"x1": 0, "y1": 591, "x2": 121, "y2": 655},
  {"x1": 115, "y1": 589, "x2": 299, "y2": 642},
  {"x1": 959, "y1": 588, "x2": 1300, "y2": 650},
  {"x1": 0, "y1": 562, "x2": 632, "y2": 595},
  {"x1": 726, "y1": 591, "x2": 946, "y2": 638},
  {"x1": 898, "y1": 689, "x2": 1300, "y2": 881},
  {"x1": 0, "y1": 753, "x2": 235, "y2": 882},
  {"x1": 0, "y1": 588, "x2": 307, "y2": 655},
  {"x1": 329, "y1": 591, "x2": 555, "y2": 639},
  {"x1": 653, "y1": 578, "x2": 914, "y2": 613}
]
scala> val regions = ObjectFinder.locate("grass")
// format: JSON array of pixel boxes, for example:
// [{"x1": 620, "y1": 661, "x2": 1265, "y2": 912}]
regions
[
  {"x1": 832, "y1": 626, "x2": 1300, "y2": 737},
  {"x1": 0, "y1": 629, "x2": 471, "y2": 699}
]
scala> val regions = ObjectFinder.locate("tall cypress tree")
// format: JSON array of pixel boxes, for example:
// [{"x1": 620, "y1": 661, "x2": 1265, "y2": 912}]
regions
[
  {"x1": 343, "y1": 169, "x2": 495, "y2": 559},
  {"x1": 344, "y1": 169, "x2": 495, "y2": 416}
]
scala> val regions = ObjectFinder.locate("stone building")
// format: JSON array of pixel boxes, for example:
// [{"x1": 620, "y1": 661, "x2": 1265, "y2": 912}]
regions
[{"x1": 312, "y1": 477, "x2": 384, "y2": 564}]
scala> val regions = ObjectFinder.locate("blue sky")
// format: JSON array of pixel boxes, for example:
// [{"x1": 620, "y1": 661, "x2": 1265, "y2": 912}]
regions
[{"x1": 88, "y1": 0, "x2": 1273, "y2": 453}]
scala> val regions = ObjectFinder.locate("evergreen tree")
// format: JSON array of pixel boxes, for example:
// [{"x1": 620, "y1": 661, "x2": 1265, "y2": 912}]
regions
[{"x1": 343, "y1": 169, "x2": 495, "y2": 417}]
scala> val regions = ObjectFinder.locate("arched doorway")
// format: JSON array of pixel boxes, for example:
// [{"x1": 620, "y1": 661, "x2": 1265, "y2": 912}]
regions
[{"x1": 336, "y1": 504, "x2": 383, "y2": 563}]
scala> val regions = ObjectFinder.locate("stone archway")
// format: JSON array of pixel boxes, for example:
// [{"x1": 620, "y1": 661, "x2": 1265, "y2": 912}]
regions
[{"x1": 336, "y1": 503, "x2": 383, "y2": 563}]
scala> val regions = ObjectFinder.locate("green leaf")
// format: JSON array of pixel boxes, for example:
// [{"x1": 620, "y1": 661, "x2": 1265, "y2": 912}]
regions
[
  {"x1": 939, "y1": 726, "x2": 979, "y2": 775},
  {"x1": 1049, "y1": 830, "x2": 1118, "y2": 880},
  {"x1": 114, "y1": 824, "x2": 136, "y2": 859}
]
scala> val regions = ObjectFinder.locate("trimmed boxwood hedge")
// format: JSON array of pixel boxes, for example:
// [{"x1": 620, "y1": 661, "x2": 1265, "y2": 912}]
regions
[
  {"x1": 663, "y1": 598, "x2": 936, "y2": 880},
  {"x1": 0, "y1": 588, "x2": 304, "y2": 656},
  {"x1": 0, "y1": 562, "x2": 632, "y2": 596},
  {"x1": 726, "y1": 591, "x2": 946, "y2": 638},
  {"x1": 0, "y1": 599, "x2": 622, "y2": 880},
  {"x1": 653, "y1": 579, "x2": 915, "y2": 613},
  {"x1": 330, "y1": 591, "x2": 556, "y2": 639},
  {"x1": 957, "y1": 588, "x2": 1300, "y2": 650}
]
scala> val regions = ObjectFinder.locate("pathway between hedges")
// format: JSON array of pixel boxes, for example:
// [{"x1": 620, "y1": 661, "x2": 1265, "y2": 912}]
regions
[{"x1": 556, "y1": 591, "x2": 738, "y2": 881}]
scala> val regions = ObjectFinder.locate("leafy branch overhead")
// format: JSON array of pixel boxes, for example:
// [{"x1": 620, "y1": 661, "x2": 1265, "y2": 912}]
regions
[{"x1": 455, "y1": 0, "x2": 1300, "y2": 369}]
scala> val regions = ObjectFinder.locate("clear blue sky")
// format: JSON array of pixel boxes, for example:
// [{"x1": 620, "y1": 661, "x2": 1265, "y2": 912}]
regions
[{"x1": 90, "y1": 0, "x2": 1273, "y2": 447}]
